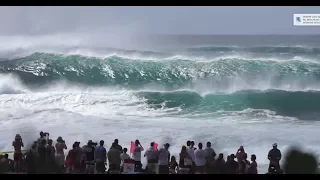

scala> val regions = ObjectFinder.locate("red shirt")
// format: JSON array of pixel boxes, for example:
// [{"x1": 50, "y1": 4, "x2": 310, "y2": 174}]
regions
[{"x1": 68, "y1": 149, "x2": 77, "y2": 165}]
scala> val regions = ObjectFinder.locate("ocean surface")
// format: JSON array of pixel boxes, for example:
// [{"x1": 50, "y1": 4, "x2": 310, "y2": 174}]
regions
[{"x1": 1, "y1": 34, "x2": 320, "y2": 173}]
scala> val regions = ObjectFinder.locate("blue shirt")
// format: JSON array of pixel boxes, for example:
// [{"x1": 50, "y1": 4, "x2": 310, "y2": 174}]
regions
[{"x1": 95, "y1": 146, "x2": 107, "y2": 162}]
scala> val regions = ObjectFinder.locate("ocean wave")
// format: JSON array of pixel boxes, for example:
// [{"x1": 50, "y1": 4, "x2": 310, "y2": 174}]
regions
[
  {"x1": 0, "y1": 52, "x2": 320, "y2": 90},
  {"x1": 188, "y1": 45, "x2": 320, "y2": 55},
  {"x1": 135, "y1": 90, "x2": 320, "y2": 120}
]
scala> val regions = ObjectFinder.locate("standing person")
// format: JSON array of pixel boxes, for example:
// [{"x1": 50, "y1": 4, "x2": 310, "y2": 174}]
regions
[
  {"x1": 132, "y1": 139, "x2": 144, "y2": 172},
  {"x1": 179, "y1": 146, "x2": 192, "y2": 174},
  {"x1": 112, "y1": 139, "x2": 123, "y2": 152},
  {"x1": 169, "y1": 156, "x2": 178, "y2": 174},
  {"x1": 225, "y1": 154, "x2": 238, "y2": 174},
  {"x1": 83, "y1": 140, "x2": 96, "y2": 174},
  {"x1": 158, "y1": 143, "x2": 171, "y2": 174},
  {"x1": 204, "y1": 141, "x2": 216, "y2": 174},
  {"x1": 238, "y1": 153, "x2": 250, "y2": 174},
  {"x1": 55, "y1": 136, "x2": 67, "y2": 173},
  {"x1": 95, "y1": 140, "x2": 107, "y2": 174},
  {"x1": 45, "y1": 139, "x2": 56, "y2": 173},
  {"x1": 194, "y1": 143, "x2": 206, "y2": 174},
  {"x1": 25, "y1": 144, "x2": 37, "y2": 174},
  {"x1": 108, "y1": 143, "x2": 121, "y2": 174},
  {"x1": 187, "y1": 141, "x2": 196, "y2": 173},
  {"x1": 213, "y1": 153, "x2": 226, "y2": 174},
  {"x1": 120, "y1": 148, "x2": 130, "y2": 172},
  {"x1": 248, "y1": 154, "x2": 258, "y2": 174},
  {"x1": 12, "y1": 134, "x2": 24, "y2": 172},
  {"x1": 144, "y1": 142, "x2": 159, "y2": 174},
  {"x1": 0, "y1": 154, "x2": 9, "y2": 174},
  {"x1": 236, "y1": 146, "x2": 246, "y2": 163},
  {"x1": 268, "y1": 143, "x2": 281, "y2": 170},
  {"x1": 38, "y1": 139, "x2": 47, "y2": 173},
  {"x1": 37, "y1": 131, "x2": 46, "y2": 147}
]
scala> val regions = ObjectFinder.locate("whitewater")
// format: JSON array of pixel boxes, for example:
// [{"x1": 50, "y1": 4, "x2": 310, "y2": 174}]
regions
[{"x1": 1, "y1": 35, "x2": 320, "y2": 173}]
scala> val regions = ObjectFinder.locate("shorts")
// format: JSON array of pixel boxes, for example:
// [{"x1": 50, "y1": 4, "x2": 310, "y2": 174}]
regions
[
  {"x1": 55, "y1": 153, "x2": 65, "y2": 166},
  {"x1": 196, "y1": 166, "x2": 205, "y2": 174},
  {"x1": 96, "y1": 161, "x2": 106, "y2": 173},
  {"x1": 86, "y1": 164, "x2": 95, "y2": 172},
  {"x1": 134, "y1": 161, "x2": 142, "y2": 171},
  {"x1": 109, "y1": 164, "x2": 120, "y2": 171},
  {"x1": 147, "y1": 163, "x2": 158, "y2": 174},
  {"x1": 14, "y1": 153, "x2": 22, "y2": 162},
  {"x1": 158, "y1": 165, "x2": 169, "y2": 174},
  {"x1": 86, "y1": 161, "x2": 95, "y2": 172},
  {"x1": 179, "y1": 167, "x2": 190, "y2": 174}
]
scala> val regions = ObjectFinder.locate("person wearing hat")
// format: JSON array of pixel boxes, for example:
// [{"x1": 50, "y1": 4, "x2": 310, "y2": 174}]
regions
[
  {"x1": 268, "y1": 143, "x2": 282, "y2": 170},
  {"x1": 158, "y1": 143, "x2": 171, "y2": 174},
  {"x1": 55, "y1": 136, "x2": 67, "y2": 172},
  {"x1": 12, "y1": 134, "x2": 24, "y2": 172}
]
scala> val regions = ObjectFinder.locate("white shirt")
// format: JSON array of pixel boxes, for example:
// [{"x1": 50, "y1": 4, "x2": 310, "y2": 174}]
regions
[
  {"x1": 158, "y1": 148, "x2": 170, "y2": 166},
  {"x1": 132, "y1": 146, "x2": 144, "y2": 161},
  {"x1": 187, "y1": 147, "x2": 196, "y2": 162},
  {"x1": 194, "y1": 149, "x2": 206, "y2": 166},
  {"x1": 120, "y1": 153, "x2": 130, "y2": 166},
  {"x1": 144, "y1": 147, "x2": 158, "y2": 160}
]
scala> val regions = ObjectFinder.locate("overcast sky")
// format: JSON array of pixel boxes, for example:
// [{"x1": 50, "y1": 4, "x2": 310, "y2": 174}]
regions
[{"x1": 0, "y1": 6, "x2": 319, "y2": 35}]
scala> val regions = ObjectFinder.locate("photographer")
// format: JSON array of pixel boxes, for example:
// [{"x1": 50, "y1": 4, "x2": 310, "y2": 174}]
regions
[
  {"x1": 12, "y1": 134, "x2": 24, "y2": 172},
  {"x1": 83, "y1": 140, "x2": 96, "y2": 174},
  {"x1": 236, "y1": 146, "x2": 246, "y2": 162},
  {"x1": 55, "y1": 137, "x2": 67, "y2": 173},
  {"x1": 132, "y1": 139, "x2": 144, "y2": 172}
]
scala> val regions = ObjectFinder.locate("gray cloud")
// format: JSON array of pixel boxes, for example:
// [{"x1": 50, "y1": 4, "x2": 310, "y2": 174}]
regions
[{"x1": 0, "y1": 6, "x2": 319, "y2": 35}]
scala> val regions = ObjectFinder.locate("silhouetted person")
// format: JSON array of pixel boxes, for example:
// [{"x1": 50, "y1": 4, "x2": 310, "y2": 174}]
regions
[
  {"x1": 95, "y1": 140, "x2": 107, "y2": 174},
  {"x1": 0, "y1": 154, "x2": 9, "y2": 174},
  {"x1": 132, "y1": 139, "x2": 144, "y2": 172},
  {"x1": 187, "y1": 141, "x2": 196, "y2": 173},
  {"x1": 108, "y1": 143, "x2": 121, "y2": 174},
  {"x1": 194, "y1": 142, "x2": 206, "y2": 174},
  {"x1": 213, "y1": 153, "x2": 226, "y2": 174},
  {"x1": 83, "y1": 140, "x2": 96, "y2": 174},
  {"x1": 26, "y1": 144, "x2": 37, "y2": 174},
  {"x1": 225, "y1": 154, "x2": 238, "y2": 174},
  {"x1": 38, "y1": 139, "x2": 47, "y2": 173},
  {"x1": 236, "y1": 146, "x2": 246, "y2": 162},
  {"x1": 268, "y1": 143, "x2": 281, "y2": 170},
  {"x1": 55, "y1": 136, "x2": 67, "y2": 173},
  {"x1": 144, "y1": 142, "x2": 159, "y2": 174},
  {"x1": 179, "y1": 145, "x2": 192, "y2": 174},
  {"x1": 248, "y1": 154, "x2": 258, "y2": 174},
  {"x1": 283, "y1": 148, "x2": 318, "y2": 174},
  {"x1": 46, "y1": 139, "x2": 56, "y2": 173},
  {"x1": 12, "y1": 134, "x2": 24, "y2": 172},
  {"x1": 204, "y1": 141, "x2": 216, "y2": 174},
  {"x1": 238, "y1": 153, "x2": 250, "y2": 174},
  {"x1": 158, "y1": 143, "x2": 170, "y2": 174},
  {"x1": 112, "y1": 139, "x2": 123, "y2": 152},
  {"x1": 169, "y1": 156, "x2": 178, "y2": 174}
]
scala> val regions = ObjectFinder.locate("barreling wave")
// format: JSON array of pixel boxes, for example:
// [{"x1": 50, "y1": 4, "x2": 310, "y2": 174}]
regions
[
  {"x1": 1, "y1": 52, "x2": 320, "y2": 89},
  {"x1": 135, "y1": 90, "x2": 320, "y2": 120}
]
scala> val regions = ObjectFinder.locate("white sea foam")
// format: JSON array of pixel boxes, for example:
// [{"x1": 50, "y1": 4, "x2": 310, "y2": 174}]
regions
[{"x1": 1, "y1": 74, "x2": 320, "y2": 173}]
